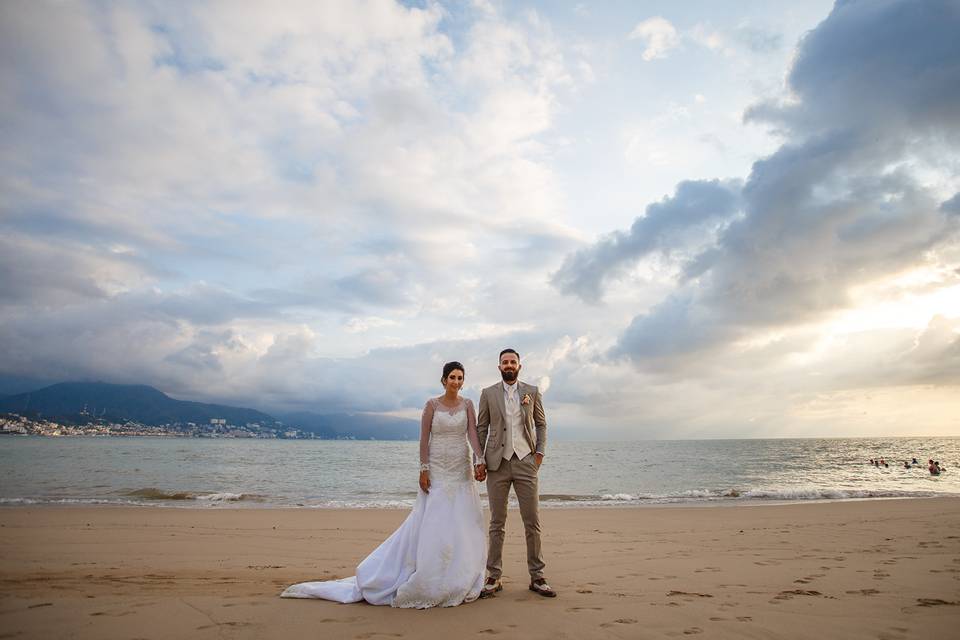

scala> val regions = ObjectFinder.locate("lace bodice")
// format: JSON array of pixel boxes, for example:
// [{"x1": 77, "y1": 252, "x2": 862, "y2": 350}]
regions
[{"x1": 420, "y1": 397, "x2": 482, "y2": 485}]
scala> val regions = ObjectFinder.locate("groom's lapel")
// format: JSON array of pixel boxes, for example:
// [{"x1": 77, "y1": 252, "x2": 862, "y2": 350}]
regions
[
  {"x1": 494, "y1": 381, "x2": 506, "y2": 419},
  {"x1": 517, "y1": 381, "x2": 530, "y2": 415}
]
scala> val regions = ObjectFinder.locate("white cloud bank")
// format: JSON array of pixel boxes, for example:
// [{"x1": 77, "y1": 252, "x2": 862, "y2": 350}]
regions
[{"x1": 1, "y1": 0, "x2": 958, "y2": 438}]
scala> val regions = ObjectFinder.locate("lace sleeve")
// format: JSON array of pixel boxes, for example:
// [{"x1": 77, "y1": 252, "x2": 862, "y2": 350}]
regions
[
  {"x1": 419, "y1": 399, "x2": 434, "y2": 466},
  {"x1": 465, "y1": 398, "x2": 482, "y2": 464}
]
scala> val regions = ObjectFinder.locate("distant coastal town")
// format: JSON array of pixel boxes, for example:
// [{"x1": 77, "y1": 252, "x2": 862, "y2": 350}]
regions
[{"x1": 0, "y1": 413, "x2": 320, "y2": 439}]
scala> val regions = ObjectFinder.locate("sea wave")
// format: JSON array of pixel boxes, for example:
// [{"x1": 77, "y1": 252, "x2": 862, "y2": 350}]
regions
[
  {"x1": 122, "y1": 488, "x2": 264, "y2": 503},
  {"x1": 0, "y1": 497, "x2": 144, "y2": 506},
  {"x1": 533, "y1": 487, "x2": 956, "y2": 506},
  {"x1": 3, "y1": 487, "x2": 956, "y2": 509}
]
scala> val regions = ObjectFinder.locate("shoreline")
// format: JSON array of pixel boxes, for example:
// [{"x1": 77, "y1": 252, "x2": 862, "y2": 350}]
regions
[
  {"x1": 2, "y1": 492, "x2": 957, "y2": 511},
  {"x1": 2, "y1": 498, "x2": 958, "y2": 639}
]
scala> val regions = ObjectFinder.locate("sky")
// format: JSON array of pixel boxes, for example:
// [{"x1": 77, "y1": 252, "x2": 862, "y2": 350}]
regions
[{"x1": 1, "y1": 0, "x2": 958, "y2": 439}]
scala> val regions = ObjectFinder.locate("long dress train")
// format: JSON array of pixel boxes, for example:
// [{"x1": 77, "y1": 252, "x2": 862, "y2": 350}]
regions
[{"x1": 281, "y1": 397, "x2": 486, "y2": 608}]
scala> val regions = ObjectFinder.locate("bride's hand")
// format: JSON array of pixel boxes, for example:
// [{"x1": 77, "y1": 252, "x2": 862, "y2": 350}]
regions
[{"x1": 419, "y1": 470, "x2": 430, "y2": 493}]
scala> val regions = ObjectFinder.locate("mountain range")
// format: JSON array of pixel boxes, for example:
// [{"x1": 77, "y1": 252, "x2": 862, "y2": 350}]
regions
[{"x1": 0, "y1": 381, "x2": 418, "y2": 440}]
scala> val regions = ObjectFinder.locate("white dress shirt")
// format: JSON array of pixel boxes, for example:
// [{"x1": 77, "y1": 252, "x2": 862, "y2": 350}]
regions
[{"x1": 501, "y1": 381, "x2": 531, "y2": 462}]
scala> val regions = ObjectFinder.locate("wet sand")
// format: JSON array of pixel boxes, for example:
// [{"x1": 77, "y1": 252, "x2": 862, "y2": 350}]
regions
[{"x1": 1, "y1": 498, "x2": 958, "y2": 639}]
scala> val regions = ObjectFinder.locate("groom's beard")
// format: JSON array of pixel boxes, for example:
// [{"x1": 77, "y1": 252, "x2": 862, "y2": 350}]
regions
[{"x1": 500, "y1": 369, "x2": 518, "y2": 383}]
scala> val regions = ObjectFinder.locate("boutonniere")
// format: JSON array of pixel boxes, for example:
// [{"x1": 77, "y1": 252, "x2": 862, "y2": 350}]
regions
[{"x1": 521, "y1": 394, "x2": 532, "y2": 406}]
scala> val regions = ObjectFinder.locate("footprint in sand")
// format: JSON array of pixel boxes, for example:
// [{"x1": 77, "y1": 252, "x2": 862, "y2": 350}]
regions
[
  {"x1": 576, "y1": 588, "x2": 593, "y2": 593},
  {"x1": 566, "y1": 606, "x2": 603, "y2": 612},
  {"x1": 319, "y1": 617, "x2": 365, "y2": 623},
  {"x1": 845, "y1": 588, "x2": 881, "y2": 596},
  {"x1": 478, "y1": 630, "x2": 501, "y2": 635},
  {"x1": 599, "y1": 619, "x2": 638, "y2": 628},
  {"x1": 770, "y1": 589, "x2": 822, "y2": 603},
  {"x1": 682, "y1": 627, "x2": 703, "y2": 635},
  {"x1": 354, "y1": 634, "x2": 404, "y2": 639},
  {"x1": 915, "y1": 598, "x2": 959, "y2": 607},
  {"x1": 736, "y1": 616, "x2": 753, "y2": 622},
  {"x1": 667, "y1": 591, "x2": 713, "y2": 599},
  {"x1": 196, "y1": 622, "x2": 253, "y2": 630}
]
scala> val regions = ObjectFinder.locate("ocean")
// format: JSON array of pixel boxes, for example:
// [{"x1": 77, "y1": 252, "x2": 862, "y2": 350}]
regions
[{"x1": 1, "y1": 436, "x2": 958, "y2": 508}]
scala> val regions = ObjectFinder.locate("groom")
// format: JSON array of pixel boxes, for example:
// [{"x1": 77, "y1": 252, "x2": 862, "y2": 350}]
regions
[{"x1": 475, "y1": 348, "x2": 556, "y2": 598}]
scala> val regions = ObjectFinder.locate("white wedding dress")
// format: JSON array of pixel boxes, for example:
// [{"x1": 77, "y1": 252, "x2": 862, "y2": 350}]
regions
[{"x1": 281, "y1": 397, "x2": 486, "y2": 608}]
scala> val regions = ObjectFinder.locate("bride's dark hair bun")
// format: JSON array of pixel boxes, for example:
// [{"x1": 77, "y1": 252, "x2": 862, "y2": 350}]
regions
[{"x1": 442, "y1": 361, "x2": 465, "y2": 381}]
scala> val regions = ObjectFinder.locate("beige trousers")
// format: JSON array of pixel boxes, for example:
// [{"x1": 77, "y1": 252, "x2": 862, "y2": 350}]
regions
[{"x1": 485, "y1": 453, "x2": 544, "y2": 580}]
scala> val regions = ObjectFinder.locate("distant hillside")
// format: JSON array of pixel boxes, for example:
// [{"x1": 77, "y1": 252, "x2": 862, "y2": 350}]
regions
[
  {"x1": 0, "y1": 381, "x2": 421, "y2": 439},
  {"x1": 0, "y1": 382, "x2": 274, "y2": 426},
  {"x1": 281, "y1": 411, "x2": 419, "y2": 440}
]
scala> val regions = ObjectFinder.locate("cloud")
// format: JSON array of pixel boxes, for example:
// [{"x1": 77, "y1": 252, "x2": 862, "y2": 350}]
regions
[
  {"x1": 559, "y1": 0, "x2": 960, "y2": 373},
  {"x1": 628, "y1": 17, "x2": 680, "y2": 61},
  {"x1": 0, "y1": 0, "x2": 591, "y2": 416},
  {"x1": 551, "y1": 179, "x2": 741, "y2": 302},
  {"x1": 744, "y1": 0, "x2": 960, "y2": 139},
  {"x1": 2, "y1": 1, "x2": 957, "y2": 437},
  {"x1": 940, "y1": 192, "x2": 960, "y2": 215}
]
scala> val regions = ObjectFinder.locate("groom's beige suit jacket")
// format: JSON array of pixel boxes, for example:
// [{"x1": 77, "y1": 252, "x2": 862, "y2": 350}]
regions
[{"x1": 476, "y1": 380, "x2": 547, "y2": 471}]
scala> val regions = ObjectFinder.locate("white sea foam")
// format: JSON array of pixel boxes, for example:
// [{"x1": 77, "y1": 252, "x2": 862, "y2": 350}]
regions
[{"x1": 196, "y1": 492, "x2": 247, "y2": 502}]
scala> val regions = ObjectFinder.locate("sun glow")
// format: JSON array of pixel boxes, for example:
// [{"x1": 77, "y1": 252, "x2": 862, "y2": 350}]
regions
[{"x1": 827, "y1": 267, "x2": 960, "y2": 335}]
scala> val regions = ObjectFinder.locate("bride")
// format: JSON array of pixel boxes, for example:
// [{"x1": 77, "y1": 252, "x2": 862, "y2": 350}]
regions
[{"x1": 281, "y1": 361, "x2": 488, "y2": 608}]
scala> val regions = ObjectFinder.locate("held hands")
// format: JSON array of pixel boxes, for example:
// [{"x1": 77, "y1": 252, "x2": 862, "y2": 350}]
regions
[{"x1": 474, "y1": 463, "x2": 487, "y2": 482}]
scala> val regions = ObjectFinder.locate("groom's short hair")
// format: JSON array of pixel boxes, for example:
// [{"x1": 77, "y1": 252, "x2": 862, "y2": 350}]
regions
[{"x1": 499, "y1": 348, "x2": 519, "y2": 360}]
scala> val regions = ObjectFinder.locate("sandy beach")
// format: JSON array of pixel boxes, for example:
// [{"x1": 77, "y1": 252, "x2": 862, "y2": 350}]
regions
[{"x1": 1, "y1": 498, "x2": 958, "y2": 639}]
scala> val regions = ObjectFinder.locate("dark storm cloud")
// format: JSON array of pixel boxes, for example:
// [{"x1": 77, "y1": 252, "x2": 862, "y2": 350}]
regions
[{"x1": 551, "y1": 179, "x2": 742, "y2": 303}]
